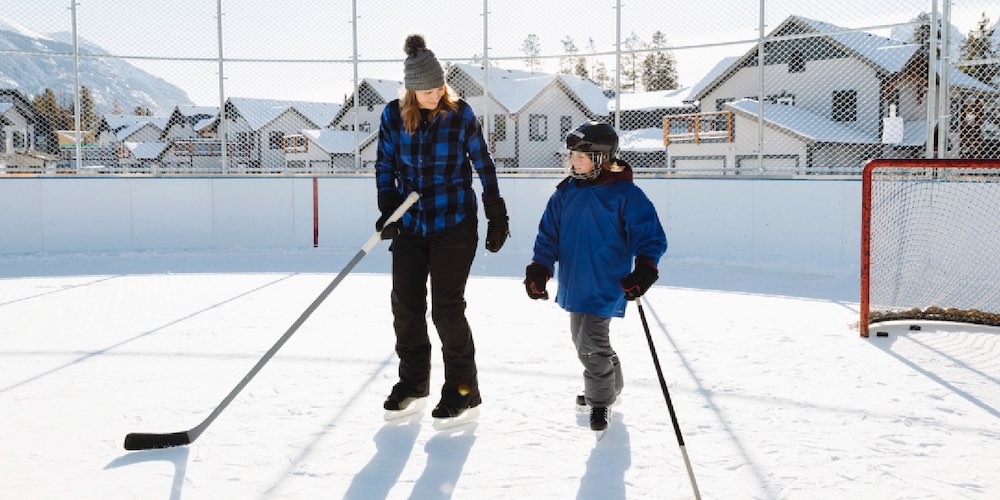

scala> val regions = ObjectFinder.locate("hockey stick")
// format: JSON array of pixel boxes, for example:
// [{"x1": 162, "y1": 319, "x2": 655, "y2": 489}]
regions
[
  {"x1": 123, "y1": 192, "x2": 420, "y2": 450},
  {"x1": 636, "y1": 298, "x2": 702, "y2": 500}
]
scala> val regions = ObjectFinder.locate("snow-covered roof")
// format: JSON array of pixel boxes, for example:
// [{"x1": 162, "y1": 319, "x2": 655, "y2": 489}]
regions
[
  {"x1": 123, "y1": 141, "x2": 168, "y2": 160},
  {"x1": 175, "y1": 105, "x2": 218, "y2": 117},
  {"x1": 795, "y1": 16, "x2": 919, "y2": 74},
  {"x1": 0, "y1": 102, "x2": 12, "y2": 114},
  {"x1": 228, "y1": 97, "x2": 341, "y2": 131},
  {"x1": 609, "y1": 87, "x2": 695, "y2": 112},
  {"x1": 450, "y1": 64, "x2": 558, "y2": 114},
  {"x1": 363, "y1": 79, "x2": 404, "y2": 102},
  {"x1": 726, "y1": 99, "x2": 875, "y2": 144},
  {"x1": 556, "y1": 73, "x2": 611, "y2": 116},
  {"x1": 685, "y1": 56, "x2": 740, "y2": 103},
  {"x1": 194, "y1": 117, "x2": 215, "y2": 132},
  {"x1": 619, "y1": 127, "x2": 665, "y2": 152},
  {"x1": 300, "y1": 129, "x2": 376, "y2": 154}
]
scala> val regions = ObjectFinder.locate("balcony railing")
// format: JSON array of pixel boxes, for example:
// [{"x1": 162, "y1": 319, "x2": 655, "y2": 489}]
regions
[{"x1": 663, "y1": 111, "x2": 733, "y2": 146}]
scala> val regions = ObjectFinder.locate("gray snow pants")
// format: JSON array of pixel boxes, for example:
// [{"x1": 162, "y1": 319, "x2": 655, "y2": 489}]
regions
[{"x1": 570, "y1": 312, "x2": 623, "y2": 407}]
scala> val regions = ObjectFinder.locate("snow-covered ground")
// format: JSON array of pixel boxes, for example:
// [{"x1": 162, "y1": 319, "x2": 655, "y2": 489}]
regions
[{"x1": 1, "y1": 247, "x2": 997, "y2": 499}]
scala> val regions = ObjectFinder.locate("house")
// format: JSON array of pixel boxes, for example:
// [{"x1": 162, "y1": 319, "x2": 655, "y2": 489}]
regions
[
  {"x1": 329, "y1": 78, "x2": 403, "y2": 134},
  {"x1": 447, "y1": 63, "x2": 610, "y2": 171},
  {"x1": 196, "y1": 97, "x2": 341, "y2": 172},
  {"x1": 160, "y1": 105, "x2": 219, "y2": 141},
  {"x1": 668, "y1": 15, "x2": 999, "y2": 174},
  {"x1": 283, "y1": 129, "x2": 377, "y2": 173},
  {"x1": 0, "y1": 88, "x2": 53, "y2": 172},
  {"x1": 609, "y1": 87, "x2": 696, "y2": 169}
]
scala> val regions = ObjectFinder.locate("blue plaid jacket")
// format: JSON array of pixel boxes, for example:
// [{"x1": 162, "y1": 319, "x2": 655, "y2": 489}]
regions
[{"x1": 375, "y1": 99, "x2": 501, "y2": 235}]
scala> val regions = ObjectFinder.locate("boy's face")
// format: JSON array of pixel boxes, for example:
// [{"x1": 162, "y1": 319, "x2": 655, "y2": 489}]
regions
[{"x1": 569, "y1": 151, "x2": 597, "y2": 176}]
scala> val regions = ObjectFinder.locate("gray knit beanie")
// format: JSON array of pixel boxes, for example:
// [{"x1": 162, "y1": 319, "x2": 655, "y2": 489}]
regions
[{"x1": 403, "y1": 34, "x2": 445, "y2": 91}]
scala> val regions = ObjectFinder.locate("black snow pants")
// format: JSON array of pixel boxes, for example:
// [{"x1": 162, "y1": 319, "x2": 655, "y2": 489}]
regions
[{"x1": 388, "y1": 216, "x2": 480, "y2": 405}]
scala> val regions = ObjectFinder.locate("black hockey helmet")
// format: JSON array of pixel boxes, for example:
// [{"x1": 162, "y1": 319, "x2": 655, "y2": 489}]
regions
[{"x1": 565, "y1": 121, "x2": 619, "y2": 158}]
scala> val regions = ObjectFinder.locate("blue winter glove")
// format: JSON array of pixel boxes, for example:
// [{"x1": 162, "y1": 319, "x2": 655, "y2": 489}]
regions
[{"x1": 621, "y1": 256, "x2": 658, "y2": 300}]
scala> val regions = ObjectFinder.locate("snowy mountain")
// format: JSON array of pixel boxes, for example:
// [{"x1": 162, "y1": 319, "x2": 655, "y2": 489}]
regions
[{"x1": 0, "y1": 16, "x2": 191, "y2": 114}]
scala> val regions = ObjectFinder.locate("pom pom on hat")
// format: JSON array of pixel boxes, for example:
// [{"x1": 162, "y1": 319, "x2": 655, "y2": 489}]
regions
[{"x1": 403, "y1": 34, "x2": 445, "y2": 91}]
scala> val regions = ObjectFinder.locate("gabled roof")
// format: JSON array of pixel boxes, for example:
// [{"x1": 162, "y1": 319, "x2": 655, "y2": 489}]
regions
[
  {"x1": 690, "y1": 15, "x2": 921, "y2": 102},
  {"x1": 448, "y1": 63, "x2": 557, "y2": 114},
  {"x1": 99, "y1": 114, "x2": 167, "y2": 141},
  {"x1": 726, "y1": 99, "x2": 876, "y2": 144},
  {"x1": 330, "y1": 78, "x2": 404, "y2": 126},
  {"x1": 298, "y1": 129, "x2": 377, "y2": 154},
  {"x1": 684, "y1": 56, "x2": 740, "y2": 103},
  {"x1": 448, "y1": 63, "x2": 609, "y2": 116},
  {"x1": 226, "y1": 97, "x2": 341, "y2": 131}
]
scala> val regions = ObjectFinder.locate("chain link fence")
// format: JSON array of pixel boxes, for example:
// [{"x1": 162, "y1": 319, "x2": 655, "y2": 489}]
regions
[{"x1": 1, "y1": 0, "x2": 997, "y2": 176}]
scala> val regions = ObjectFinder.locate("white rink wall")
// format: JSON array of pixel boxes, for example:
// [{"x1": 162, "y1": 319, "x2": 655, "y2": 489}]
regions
[{"x1": 0, "y1": 176, "x2": 861, "y2": 271}]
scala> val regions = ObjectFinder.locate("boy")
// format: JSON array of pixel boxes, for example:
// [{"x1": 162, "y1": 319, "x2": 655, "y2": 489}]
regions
[{"x1": 524, "y1": 121, "x2": 667, "y2": 431}]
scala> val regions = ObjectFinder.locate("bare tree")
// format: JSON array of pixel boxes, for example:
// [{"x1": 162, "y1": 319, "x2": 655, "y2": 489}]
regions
[{"x1": 521, "y1": 34, "x2": 542, "y2": 72}]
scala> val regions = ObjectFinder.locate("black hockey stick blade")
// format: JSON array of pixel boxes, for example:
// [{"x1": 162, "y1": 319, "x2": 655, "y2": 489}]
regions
[{"x1": 124, "y1": 431, "x2": 192, "y2": 450}]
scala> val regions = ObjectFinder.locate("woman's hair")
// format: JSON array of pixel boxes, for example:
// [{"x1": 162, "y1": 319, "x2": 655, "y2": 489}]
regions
[{"x1": 400, "y1": 85, "x2": 458, "y2": 134}]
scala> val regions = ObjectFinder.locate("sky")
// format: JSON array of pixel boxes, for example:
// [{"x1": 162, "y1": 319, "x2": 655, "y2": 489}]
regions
[
  {"x1": 5, "y1": 0, "x2": 1000, "y2": 105},
  {"x1": 1, "y1": 246, "x2": 998, "y2": 499}
]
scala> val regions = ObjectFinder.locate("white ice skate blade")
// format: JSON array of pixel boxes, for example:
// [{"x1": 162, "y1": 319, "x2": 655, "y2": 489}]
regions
[
  {"x1": 383, "y1": 397, "x2": 427, "y2": 421},
  {"x1": 432, "y1": 406, "x2": 481, "y2": 431}
]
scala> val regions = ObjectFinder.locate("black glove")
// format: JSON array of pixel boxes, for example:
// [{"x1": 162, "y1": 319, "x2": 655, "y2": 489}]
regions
[
  {"x1": 524, "y1": 262, "x2": 550, "y2": 300},
  {"x1": 483, "y1": 197, "x2": 509, "y2": 253},
  {"x1": 375, "y1": 191, "x2": 404, "y2": 239},
  {"x1": 620, "y1": 256, "x2": 658, "y2": 300}
]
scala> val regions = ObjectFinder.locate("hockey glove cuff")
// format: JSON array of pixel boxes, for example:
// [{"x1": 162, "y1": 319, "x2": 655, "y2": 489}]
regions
[{"x1": 621, "y1": 256, "x2": 658, "y2": 300}]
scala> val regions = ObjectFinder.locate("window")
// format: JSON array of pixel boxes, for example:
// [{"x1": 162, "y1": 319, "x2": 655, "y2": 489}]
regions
[
  {"x1": 269, "y1": 131, "x2": 284, "y2": 150},
  {"x1": 12, "y1": 131, "x2": 25, "y2": 149},
  {"x1": 283, "y1": 135, "x2": 308, "y2": 153},
  {"x1": 560, "y1": 116, "x2": 573, "y2": 140},
  {"x1": 529, "y1": 114, "x2": 548, "y2": 141},
  {"x1": 494, "y1": 115, "x2": 506, "y2": 141},
  {"x1": 832, "y1": 90, "x2": 857, "y2": 122},
  {"x1": 0, "y1": 130, "x2": 5, "y2": 153},
  {"x1": 788, "y1": 51, "x2": 805, "y2": 73}
]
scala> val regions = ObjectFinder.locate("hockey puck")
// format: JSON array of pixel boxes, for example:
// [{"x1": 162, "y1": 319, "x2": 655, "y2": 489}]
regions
[
  {"x1": 909, "y1": 325, "x2": 921, "y2": 331},
  {"x1": 876, "y1": 331, "x2": 889, "y2": 337}
]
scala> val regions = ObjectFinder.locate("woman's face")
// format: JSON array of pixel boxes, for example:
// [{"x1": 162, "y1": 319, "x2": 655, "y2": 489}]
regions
[
  {"x1": 415, "y1": 86, "x2": 445, "y2": 110},
  {"x1": 569, "y1": 151, "x2": 596, "y2": 176}
]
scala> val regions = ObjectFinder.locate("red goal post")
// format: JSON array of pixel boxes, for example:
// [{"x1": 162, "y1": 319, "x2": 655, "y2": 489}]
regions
[{"x1": 860, "y1": 158, "x2": 1000, "y2": 338}]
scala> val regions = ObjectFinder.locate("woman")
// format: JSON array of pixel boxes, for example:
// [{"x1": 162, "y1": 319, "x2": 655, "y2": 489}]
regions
[{"x1": 375, "y1": 34, "x2": 508, "y2": 420}]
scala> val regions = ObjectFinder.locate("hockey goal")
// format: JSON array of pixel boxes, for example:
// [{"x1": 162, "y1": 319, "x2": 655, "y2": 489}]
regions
[{"x1": 860, "y1": 158, "x2": 1000, "y2": 337}]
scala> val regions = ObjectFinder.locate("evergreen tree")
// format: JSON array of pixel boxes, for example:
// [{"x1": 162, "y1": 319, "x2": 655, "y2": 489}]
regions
[
  {"x1": 521, "y1": 34, "x2": 541, "y2": 72},
  {"x1": 32, "y1": 88, "x2": 72, "y2": 153},
  {"x1": 958, "y1": 13, "x2": 1000, "y2": 85},
  {"x1": 641, "y1": 31, "x2": 679, "y2": 91},
  {"x1": 593, "y1": 61, "x2": 612, "y2": 89},
  {"x1": 134, "y1": 106, "x2": 153, "y2": 116},
  {"x1": 79, "y1": 86, "x2": 96, "y2": 130}
]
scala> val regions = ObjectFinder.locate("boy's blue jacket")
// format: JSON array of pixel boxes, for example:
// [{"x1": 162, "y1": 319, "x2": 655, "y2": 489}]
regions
[{"x1": 531, "y1": 164, "x2": 667, "y2": 318}]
